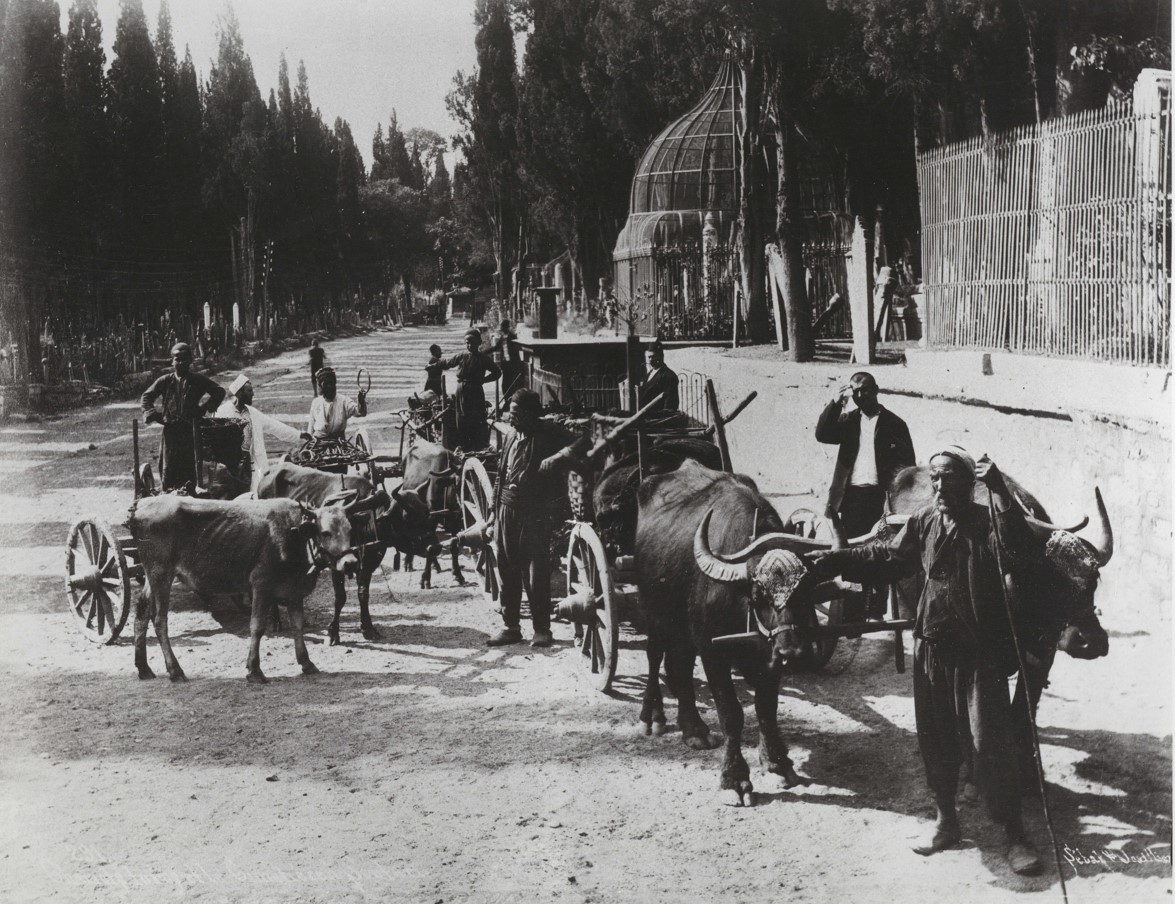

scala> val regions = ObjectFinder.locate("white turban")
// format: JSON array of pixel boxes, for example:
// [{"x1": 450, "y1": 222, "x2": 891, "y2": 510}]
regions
[
  {"x1": 930, "y1": 444, "x2": 976, "y2": 479},
  {"x1": 229, "y1": 373, "x2": 250, "y2": 395}
]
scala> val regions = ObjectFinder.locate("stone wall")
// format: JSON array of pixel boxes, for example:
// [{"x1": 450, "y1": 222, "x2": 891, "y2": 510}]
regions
[{"x1": 669, "y1": 346, "x2": 1172, "y2": 632}]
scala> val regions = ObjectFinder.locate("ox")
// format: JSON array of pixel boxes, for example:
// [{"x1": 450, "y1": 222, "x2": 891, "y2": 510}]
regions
[
  {"x1": 258, "y1": 461, "x2": 442, "y2": 644},
  {"x1": 885, "y1": 465, "x2": 1113, "y2": 786},
  {"x1": 128, "y1": 495, "x2": 359, "y2": 683},
  {"x1": 399, "y1": 439, "x2": 468, "y2": 589},
  {"x1": 636, "y1": 460, "x2": 845, "y2": 805}
]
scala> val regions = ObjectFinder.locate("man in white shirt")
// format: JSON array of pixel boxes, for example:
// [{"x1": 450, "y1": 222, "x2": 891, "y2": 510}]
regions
[
  {"x1": 306, "y1": 367, "x2": 367, "y2": 439},
  {"x1": 816, "y1": 371, "x2": 915, "y2": 539},
  {"x1": 217, "y1": 373, "x2": 307, "y2": 492}
]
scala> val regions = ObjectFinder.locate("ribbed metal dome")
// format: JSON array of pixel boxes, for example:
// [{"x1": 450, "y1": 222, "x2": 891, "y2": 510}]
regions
[{"x1": 613, "y1": 57, "x2": 739, "y2": 260}]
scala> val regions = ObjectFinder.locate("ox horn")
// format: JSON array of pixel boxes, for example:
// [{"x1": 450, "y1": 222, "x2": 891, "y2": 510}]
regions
[
  {"x1": 429, "y1": 467, "x2": 454, "y2": 479},
  {"x1": 694, "y1": 510, "x2": 749, "y2": 583},
  {"x1": 1014, "y1": 491, "x2": 1089, "y2": 535},
  {"x1": 1081, "y1": 486, "x2": 1114, "y2": 567},
  {"x1": 693, "y1": 509, "x2": 833, "y2": 585}
]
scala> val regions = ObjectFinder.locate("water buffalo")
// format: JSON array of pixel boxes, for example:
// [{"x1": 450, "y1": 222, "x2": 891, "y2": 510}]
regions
[
  {"x1": 258, "y1": 461, "x2": 441, "y2": 643},
  {"x1": 636, "y1": 460, "x2": 846, "y2": 805},
  {"x1": 885, "y1": 465, "x2": 1113, "y2": 784},
  {"x1": 128, "y1": 495, "x2": 360, "y2": 682},
  {"x1": 400, "y1": 439, "x2": 468, "y2": 589}
]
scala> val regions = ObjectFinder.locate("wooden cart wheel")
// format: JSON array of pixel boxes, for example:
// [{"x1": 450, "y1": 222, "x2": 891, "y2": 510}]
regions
[
  {"x1": 460, "y1": 457, "x2": 499, "y2": 601},
  {"x1": 802, "y1": 597, "x2": 845, "y2": 671},
  {"x1": 782, "y1": 508, "x2": 841, "y2": 669},
  {"x1": 65, "y1": 518, "x2": 132, "y2": 645},
  {"x1": 565, "y1": 523, "x2": 618, "y2": 692}
]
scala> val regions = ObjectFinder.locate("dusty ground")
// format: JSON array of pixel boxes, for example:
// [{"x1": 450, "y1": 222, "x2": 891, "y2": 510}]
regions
[{"x1": 0, "y1": 325, "x2": 1169, "y2": 903}]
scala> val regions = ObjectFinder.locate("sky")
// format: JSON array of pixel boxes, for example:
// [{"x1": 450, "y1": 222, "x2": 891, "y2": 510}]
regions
[{"x1": 85, "y1": 0, "x2": 481, "y2": 167}]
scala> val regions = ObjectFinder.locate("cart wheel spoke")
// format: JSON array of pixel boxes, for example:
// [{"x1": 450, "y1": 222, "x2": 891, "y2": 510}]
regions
[{"x1": 65, "y1": 518, "x2": 132, "y2": 645}]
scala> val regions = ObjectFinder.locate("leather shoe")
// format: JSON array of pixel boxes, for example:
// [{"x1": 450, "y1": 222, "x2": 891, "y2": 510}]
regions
[
  {"x1": 486, "y1": 627, "x2": 523, "y2": 647},
  {"x1": 530, "y1": 629, "x2": 553, "y2": 648},
  {"x1": 1007, "y1": 839, "x2": 1043, "y2": 876},
  {"x1": 912, "y1": 822, "x2": 962, "y2": 856}
]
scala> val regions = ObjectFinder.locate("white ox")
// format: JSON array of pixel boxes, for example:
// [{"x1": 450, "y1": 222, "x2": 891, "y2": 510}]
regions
[{"x1": 128, "y1": 495, "x2": 359, "y2": 683}]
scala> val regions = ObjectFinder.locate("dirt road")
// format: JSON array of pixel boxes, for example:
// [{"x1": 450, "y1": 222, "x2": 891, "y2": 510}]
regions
[{"x1": 0, "y1": 324, "x2": 1168, "y2": 903}]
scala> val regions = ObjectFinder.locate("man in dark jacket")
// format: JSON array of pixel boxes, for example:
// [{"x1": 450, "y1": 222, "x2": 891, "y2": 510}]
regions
[
  {"x1": 806, "y1": 448, "x2": 1043, "y2": 876},
  {"x1": 141, "y1": 342, "x2": 227, "y2": 490},
  {"x1": 638, "y1": 342, "x2": 679, "y2": 413},
  {"x1": 816, "y1": 372, "x2": 915, "y2": 537},
  {"x1": 486, "y1": 389, "x2": 577, "y2": 648},
  {"x1": 441, "y1": 328, "x2": 501, "y2": 451}
]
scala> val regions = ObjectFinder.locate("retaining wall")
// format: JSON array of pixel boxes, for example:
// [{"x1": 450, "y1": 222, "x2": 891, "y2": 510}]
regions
[{"x1": 668, "y1": 345, "x2": 1172, "y2": 633}]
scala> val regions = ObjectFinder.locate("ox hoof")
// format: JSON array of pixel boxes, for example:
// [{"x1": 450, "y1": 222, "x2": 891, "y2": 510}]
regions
[
  {"x1": 961, "y1": 781, "x2": 979, "y2": 803},
  {"x1": 301, "y1": 662, "x2": 320, "y2": 676},
  {"x1": 168, "y1": 670, "x2": 188, "y2": 683},
  {"x1": 328, "y1": 630, "x2": 341, "y2": 647},
  {"x1": 247, "y1": 671, "x2": 269, "y2": 685},
  {"x1": 720, "y1": 784, "x2": 756, "y2": 807},
  {"x1": 650, "y1": 720, "x2": 667, "y2": 737},
  {"x1": 137, "y1": 667, "x2": 155, "y2": 681},
  {"x1": 361, "y1": 625, "x2": 381, "y2": 641},
  {"x1": 684, "y1": 730, "x2": 723, "y2": 751}
]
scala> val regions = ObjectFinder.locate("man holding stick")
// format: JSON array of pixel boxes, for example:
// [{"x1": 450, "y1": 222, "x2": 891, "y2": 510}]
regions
[{"x1": 806, "y1": 446, "x2": 1043, "y2": 876}]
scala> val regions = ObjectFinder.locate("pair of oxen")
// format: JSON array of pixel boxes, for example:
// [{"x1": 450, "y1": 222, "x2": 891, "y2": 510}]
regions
[
  {"x1": 630, "y1": 454, "x2": 1112, "y2": 806},
  {"x1": 128, "y1": 440, "x2": 458, "y2": 683}
]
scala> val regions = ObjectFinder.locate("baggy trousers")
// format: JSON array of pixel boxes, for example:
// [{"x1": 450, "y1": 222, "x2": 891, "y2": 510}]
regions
[
  {"x1": 495, "y1": 494, "x2": 553, "y2": 632},
  {"x1": 913, "y1": 638, "x2": 1022, "y2": 826}
]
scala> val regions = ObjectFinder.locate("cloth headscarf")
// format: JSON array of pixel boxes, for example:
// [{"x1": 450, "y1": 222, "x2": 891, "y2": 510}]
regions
[{"x1": 930, "y1": 444, "x2": 976, "y2": 479}]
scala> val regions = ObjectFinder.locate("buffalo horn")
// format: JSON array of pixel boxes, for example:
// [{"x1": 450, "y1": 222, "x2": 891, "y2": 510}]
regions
[
  {"x1": 693, "y1": 509, "x2": 832, "y2": 586},
  {"x1": 1081, "y1": 486, "x2": 1114, "y2": 566},
  {"x1": 1014, "y1": 491, "x2": 1089, "y2": 535},
  {"x1": 693, "y1": 510, "x2": 749, "y2": 583}
]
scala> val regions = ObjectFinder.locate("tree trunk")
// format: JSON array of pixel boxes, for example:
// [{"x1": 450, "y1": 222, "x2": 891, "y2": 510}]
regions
[
  {"x1": 772, "y1": 101, "x2": 814, "y2": 361},
  {"x1": 735, "y1": 47, "x2": 770, "y2": 344}
]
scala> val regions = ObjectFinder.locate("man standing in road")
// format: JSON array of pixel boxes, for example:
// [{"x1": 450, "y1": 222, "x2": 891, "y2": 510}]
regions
[
  {"x1": 440, "y1": 328, "x2": 501, "y2": 451},
  {"x1": 487, "y1": 389, "x2": 577, "y2": 648},
  {"x1": 816, "y1": 372, "x2": 915, "y2": 538},
  {"x1": 141, "y1": 342, "x2": 227, "y2": 490},
  {"x1": 309, "y1": 338, "x2": 326, "y2": 396},
  {"x1": 805, "y1": 448, "x2": 1043, "y2": 876}
]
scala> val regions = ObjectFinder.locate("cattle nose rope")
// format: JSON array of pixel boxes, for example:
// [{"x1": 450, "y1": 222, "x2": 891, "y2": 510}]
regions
[{"x1": 988, "y1": 487, "x2": 1068, "y2": 902}]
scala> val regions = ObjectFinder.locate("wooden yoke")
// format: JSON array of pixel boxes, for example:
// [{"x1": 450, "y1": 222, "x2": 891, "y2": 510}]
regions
[{"x1": 705, "y1": 378, "x2": 757, "y2": 473}]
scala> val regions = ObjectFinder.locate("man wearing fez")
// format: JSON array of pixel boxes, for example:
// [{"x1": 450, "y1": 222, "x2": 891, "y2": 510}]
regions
[
  {"x1": 486, "y1": 389, "x2": 578, "y2": 648},
  {"x1": 440, "y1": 328, "x2": 501, "y2": 451},
  {"x1": 141, "y1": 342, "x2": 226, "y2": 490},
  {"x1": 806, "y1": 447, "x2": 1043, "y2": 876}
]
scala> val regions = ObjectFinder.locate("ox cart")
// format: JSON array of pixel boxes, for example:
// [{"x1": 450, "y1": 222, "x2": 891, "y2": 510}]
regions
[
  {"x1": 63, "y1": 416, "x2": 249, "y2": 644},
  {"x1": 550, "y1": 382, "x2": 914, "y2": 692}
]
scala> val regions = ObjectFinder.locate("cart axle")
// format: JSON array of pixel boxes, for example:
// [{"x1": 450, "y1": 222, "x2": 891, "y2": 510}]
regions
[{"x1": 68, "y1": 565, "x2": 105, "y2": 594}]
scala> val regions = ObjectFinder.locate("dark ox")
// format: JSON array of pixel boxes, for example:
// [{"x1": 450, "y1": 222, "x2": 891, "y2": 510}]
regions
[
  {"x1": 886, "y1": 465, "x2": 1113, "y2": 779},
  {"x1": 128, "y1": 495, "x2": 359, "y2": 683},
  {"x1": 258, "y1": 461, "x2": 441, "y2": 644},
  {"x1": 399, "y1": 439, "x2": 467, "y2": 589},
  {"x1": 636, "y1": 460, "x2": 845, "y2": 806}
]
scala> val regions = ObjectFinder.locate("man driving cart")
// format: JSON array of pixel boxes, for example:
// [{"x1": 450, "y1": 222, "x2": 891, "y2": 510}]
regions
[{"x1": 140, "y1": 342, "x2": 226, "y2": 491}]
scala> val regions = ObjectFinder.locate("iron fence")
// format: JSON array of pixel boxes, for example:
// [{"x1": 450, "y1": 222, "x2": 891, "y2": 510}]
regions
[{"x1": 918, "y1": 94, "x2": 1171, "y2": 366}]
